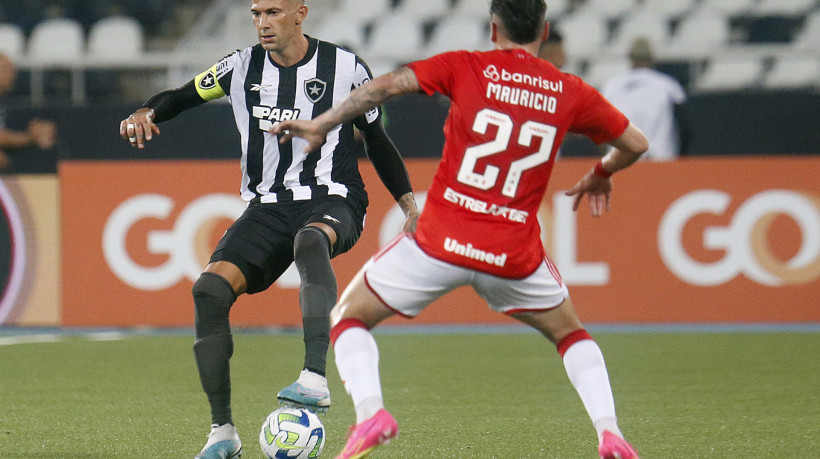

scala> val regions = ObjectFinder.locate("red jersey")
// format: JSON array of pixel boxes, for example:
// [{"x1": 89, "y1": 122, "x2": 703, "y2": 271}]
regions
[{"x1": 407, "y1": 49, "x2": 628, "y2": 278}]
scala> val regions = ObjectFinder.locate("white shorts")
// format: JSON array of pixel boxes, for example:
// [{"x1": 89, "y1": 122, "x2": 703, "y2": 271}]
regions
[{"x1": 363, "y1": 234, "x2": 569, "y2": 318}]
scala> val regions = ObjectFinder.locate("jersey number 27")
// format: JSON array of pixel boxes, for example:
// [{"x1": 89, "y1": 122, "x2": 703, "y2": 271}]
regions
[{"x1": 457, "y1": 108, "x2": 557, "y2": 198}]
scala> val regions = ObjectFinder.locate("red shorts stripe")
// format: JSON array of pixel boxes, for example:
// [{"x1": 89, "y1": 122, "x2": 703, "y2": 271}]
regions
[
  {"x1": 372, "y1": 232, "x2": 407, "y2": 261},
  {"x1": 330, "y1": 318, "x2": 368, "y2": 346},
  {"x1": 556, "y1": 329, "x2": 593, "y2": 358},
  {"x1": 543, "y1": 253, "x2": 563, "y2": 286}
]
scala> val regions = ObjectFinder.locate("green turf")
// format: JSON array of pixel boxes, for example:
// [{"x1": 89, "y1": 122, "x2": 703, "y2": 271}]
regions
[{"x1": 0, "y1": 332, "x2": 818, "y2": 458}]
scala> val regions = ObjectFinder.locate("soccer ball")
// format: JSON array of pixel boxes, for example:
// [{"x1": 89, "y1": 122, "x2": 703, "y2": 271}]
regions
[{"x1": 259, "y1": 407, "x2": 326, "y2": 458}]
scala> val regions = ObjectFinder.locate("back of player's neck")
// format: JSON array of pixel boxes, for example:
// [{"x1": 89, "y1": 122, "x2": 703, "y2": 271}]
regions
[{"x1": 494, "y1": 41, "x2": 537, "y2": 56}]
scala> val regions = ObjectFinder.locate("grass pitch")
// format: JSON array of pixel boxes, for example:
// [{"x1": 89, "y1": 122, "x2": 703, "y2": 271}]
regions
[{"x1": 0, "y1": 330, "x2": 818, "y2": 458}]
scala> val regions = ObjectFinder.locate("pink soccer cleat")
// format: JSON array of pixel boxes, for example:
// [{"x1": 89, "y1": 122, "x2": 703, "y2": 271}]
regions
[
  {"x1": 598, "y1": 431, "x2": 639, "y2": 459},
  {"x1": 335, "y1": 409, "x2": 398, "y2": 459}
]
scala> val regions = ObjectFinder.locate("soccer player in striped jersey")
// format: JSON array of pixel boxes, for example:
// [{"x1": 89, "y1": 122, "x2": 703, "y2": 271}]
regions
[
  {"x1": 119, "y1": 1, "x2": 419, "y2": 457},
  {"x1": 274, "y1": 1, "x2": 647, "y2": 458}
]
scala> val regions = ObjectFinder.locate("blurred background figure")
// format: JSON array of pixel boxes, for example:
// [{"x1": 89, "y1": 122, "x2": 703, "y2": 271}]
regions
[
  {"x1": 538, "y1": 29, "x2": 566, "y2": 69},
  {"x1": 0, "y1": 53, "x2": 57, "y2": 171},
  {"x1": 600, "y1": 37, "x2": 688, "y2": 161}
]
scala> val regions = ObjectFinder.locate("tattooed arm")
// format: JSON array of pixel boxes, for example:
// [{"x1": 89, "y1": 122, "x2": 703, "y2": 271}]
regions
[{"x1": 271, "y1": 67, "x2": 421, "y2": 152}]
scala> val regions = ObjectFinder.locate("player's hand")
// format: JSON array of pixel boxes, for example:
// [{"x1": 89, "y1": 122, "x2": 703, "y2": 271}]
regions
[
  {"x1": 270, "y1": 120, "x2": 326, "y2": 153},
  {"x1": 565, "y1": 169, "x2": 612, "y2": 217},
  {"x1": 120, "y1": 108, "x2": 160, "y2": 149},
  {"x1": 27, "y1": 119, "x2": 57, "y2": 149}
]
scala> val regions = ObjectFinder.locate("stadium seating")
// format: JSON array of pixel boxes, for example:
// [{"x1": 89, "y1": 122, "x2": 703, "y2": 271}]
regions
[
  {"x1": 87, "y1": 16, "x2": 144, "y2": 61},
  {"x1": 583, "y1": 58, "x2": 631, "y2": 89},
  {"x1": 222, "y1": 4, "x2": 262, "y2": 51},
  {"x1": 695, "y1": 55, "x2": 766, "y2": 91},
  {"x1": 763, "y1": 55, "x2": 820, "y2": 88},
  {"x1": 545, "y1": 0, "x2": 571, "y2": 18},
  {"x1": 608, "y1": 9, "x2": 670, "y2": 55},
  {"x1": 338, "y1": 0, "x2": 392, "y2": 23},
  {"x1": 575, "y1": 0, "x2": 638, "y2": 20},
  {"x1": 314, "y1": 14, "x2": 367, "y2": 53},
  {"x1": 664, "y1": 10, "x2": 731, "y2": 59},
  {"x1": 452, "y1": 0, "x2": 494, "y2": 20},
  {"x1": 0, "y1": 23, "x2": 25, "y2": 60},
  {"x1": 794, "y1": 12, "x2": 820, "y2": 51},
  {"x1": 756, "y1": 0, "x2": 816, "y2": 16},
  {"x1": 641, "y1": 0, "x2": 698, "y2": 19},
  {"x1": 394, "y1": 0, "x2": 452, "y2": 21},
  {"x1": 366, "y1": 59, "x2": 400, "y2": 79},
  {"x1": 697, "y1": 0, "x2": 761, "y2": 16},
  {"x1": 424, "y1": 16, "x2": 489, "y2": 56},
  {"x1": 555, "y1": 12, "x2": 609, "y2": 59},
  {"x1": 5, "y1": 0, "x2": 820, "y2": 101},
  {"x1": 27, "y1": 17, "x2": 85, "y2": 63},
  {"x1": 362, "y1": 14, "x2": 425, "y2": 62}
]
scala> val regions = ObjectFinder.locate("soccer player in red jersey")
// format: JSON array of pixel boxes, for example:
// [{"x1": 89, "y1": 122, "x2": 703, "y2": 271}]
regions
[{"x1": 274, "y1": 1, "x2": 647, "y2": 457}]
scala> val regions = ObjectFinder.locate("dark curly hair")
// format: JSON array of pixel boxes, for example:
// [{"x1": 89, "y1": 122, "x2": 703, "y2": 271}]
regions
[{"x1": 490, "y1": 0, "x2": 547, "y2": 44}]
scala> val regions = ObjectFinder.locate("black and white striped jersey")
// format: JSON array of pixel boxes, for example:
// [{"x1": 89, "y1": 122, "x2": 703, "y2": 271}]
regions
[{"x1": 192, "y1": 37, "x2": 379, "y2": 204}]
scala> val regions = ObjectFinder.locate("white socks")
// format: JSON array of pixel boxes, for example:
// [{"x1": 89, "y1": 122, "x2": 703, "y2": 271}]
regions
[
  {"x1": 333, "y1": 326, "x2": 384, "y2": 423},
  {"x1": 562, "y1": 339, "x2": 622, "y2": 440}
]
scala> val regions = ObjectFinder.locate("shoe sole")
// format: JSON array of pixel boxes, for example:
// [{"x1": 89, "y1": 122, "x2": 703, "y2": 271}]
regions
[
  {"x1": 195, "y1": 445, "x2": 242, "y2": 459},
  {"x1": 278, "y1": 398, "x2": 330, "y2": 415},
  {"x1": 341, "y1": 426, "x2": 397, "y2": 459}
]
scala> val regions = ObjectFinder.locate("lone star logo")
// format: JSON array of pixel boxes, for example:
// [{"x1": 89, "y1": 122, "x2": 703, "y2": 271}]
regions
[
  {"x1": 198, "y1": 71, "x2": 217, "y2": 90},
  {"x1": 303, "y1": 77, "x2": 327, "y2": 103}
]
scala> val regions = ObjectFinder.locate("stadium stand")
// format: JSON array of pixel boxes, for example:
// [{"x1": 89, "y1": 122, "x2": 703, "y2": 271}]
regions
[
  {"x1": 555, "y1": 12, "x2": 609, "y2": 59},
  {"x1": 583, "y1": 57, "x2": 631, "y2": 89},
  {"x1": 363, "y1": 13, "x2": 426, "y2": 62},
  {"x1": 664, "y1": 10, "x2": 731, "y2": 59},
  {"x1": 395, "y1": 0, "x2": 452, "y2": 21},
  {"x1": 313, "y1": 14, "x2": 367, "y2": 53},
  {"x1": 697, "y1": 0, "x2": 761, "y2": 16},
  {"x1": 756, "y1": 0, "x2": 817, "y2": 16},
  {"x1": 575, "y1": 0, "x2": 638, "y2": 20},
  {"x1": 608, "y1": 8, "x2": 670, "y2": 54},
  {"x1": 423, "y1": 16, "x2": 490, "y2": 56},
  {"x1": 795, "y1": 12, "x2": 820, "y2": 51},
  {"x1": 27, "y1": 18, "x2": 85, "y2": 64},
  {"x1": 641, "y1": 0, "x2": 698, "y2": 19},
  {"x1": 338, "y1": 0, "x2": 392, "y2": 23},
  {"x1": 0, "y1": 23, "x2": 25, "y2": 61},
  {"x1": 87, "y1": 16, "x2": 145, "y2": 61},
  {"x1": 695, "y1": 55, "x2": 766, "y2": 91},
  {"x1": 763, "y1": 55, "x2": 820, "y2": 88},
  {"x1": 2, "y1": 0, "x2": 819, "y2": 104},
  {"x1": 452, "y1": 0, "x2": 496, "y2": 20}
]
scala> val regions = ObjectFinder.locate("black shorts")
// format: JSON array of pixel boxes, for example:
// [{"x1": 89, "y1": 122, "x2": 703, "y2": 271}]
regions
[{"x1": 210, "y1": 195, "x2": 366, "y2": 294}]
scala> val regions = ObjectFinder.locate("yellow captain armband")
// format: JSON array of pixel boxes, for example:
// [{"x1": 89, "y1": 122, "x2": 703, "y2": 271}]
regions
[{"x1": 194, "y1": 65, "x2": 226, "y2": 101}]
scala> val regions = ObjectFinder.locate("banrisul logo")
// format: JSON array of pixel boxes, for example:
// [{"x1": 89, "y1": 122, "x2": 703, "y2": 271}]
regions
[{"x1": 0, "y1": 178, "x2": 26, "y2": 324}]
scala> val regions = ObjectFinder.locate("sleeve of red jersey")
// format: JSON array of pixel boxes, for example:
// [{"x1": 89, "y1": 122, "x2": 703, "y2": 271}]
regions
[
  {"x1": 406, "y1": 51, "x2": 466, "y2": 98},
  {"x1": 568, "y1": 76, "x2": 630, "y2": 145}
]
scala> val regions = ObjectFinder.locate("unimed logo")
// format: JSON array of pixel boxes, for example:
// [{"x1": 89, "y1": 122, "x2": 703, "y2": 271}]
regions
[
  {"x1": 102, "y1": 193, "x2": 246, "y2": 290},
  {"x1": 659, "y1": 189, "x2": 820, "y2": 286}
]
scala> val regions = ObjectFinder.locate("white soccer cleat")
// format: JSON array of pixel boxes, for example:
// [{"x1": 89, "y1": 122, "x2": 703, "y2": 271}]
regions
[
  {"x1": 277, "y1": 369, "x2": 332, "y2": 415},
  {"x1": 195, "y1": 423, "x2": 243, "y2": 459}
]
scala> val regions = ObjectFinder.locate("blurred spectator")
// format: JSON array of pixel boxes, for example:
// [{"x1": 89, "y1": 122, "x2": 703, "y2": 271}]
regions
[
  {"x1": 600, "y1": 37, "x2": 688, "y2": 161},
  {"x1": 538, "y1": 29, "x2": 566, "y2": 69},
  {"x1": 0, "y1": 54, "x2": 57, "y2": 171}
]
